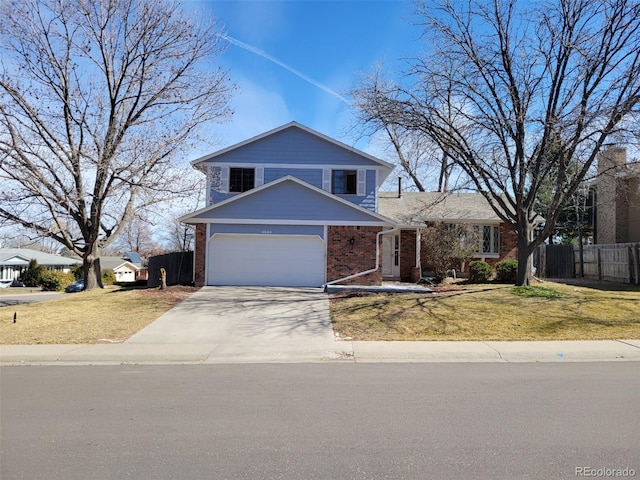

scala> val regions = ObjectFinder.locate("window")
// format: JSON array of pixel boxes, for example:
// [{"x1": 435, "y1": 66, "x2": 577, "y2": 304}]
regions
[
  {"x1": 332, "y1": 170, "x2": 357, "y2": 194},
  {"x1": 475, "y1": 225, "x2": 500, "y2": 255},
  {"x1": 229, "y1": 168, "x2": 255, "y2": 193}
]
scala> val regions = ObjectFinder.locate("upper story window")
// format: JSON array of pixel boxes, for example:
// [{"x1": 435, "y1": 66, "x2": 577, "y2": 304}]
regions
[
  {"x1": 229, "y1": 168, "x2": 255, "y2": 193},
  {"x1": 332, "y1": 170, "x2": 357, "y2": 195}
]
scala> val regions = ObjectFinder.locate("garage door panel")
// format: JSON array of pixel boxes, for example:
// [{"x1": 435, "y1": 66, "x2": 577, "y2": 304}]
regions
[{"x1": 208, "y1": 234, "x2": 325, "y2": 287}]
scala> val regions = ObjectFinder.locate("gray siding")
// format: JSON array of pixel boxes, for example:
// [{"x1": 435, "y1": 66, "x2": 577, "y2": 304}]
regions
[
  {"x1": 264, "y1": 168, "x2": 322, "y2": 186},
  {"x1": 209, "y1": 224, "x2": 324, "y2": 239},
  {"x1": 193, "y1": 180, "x2": 389, "y2": 224},
  {"x1": 202, "y1": 127, "x2": 381, "y2": 167},
  {"x1": 209, "y1": 167, "x2": 378, "y2": 212},
  {"x1": 334, "y1": 170, "x2": 376, "y2": 210}
]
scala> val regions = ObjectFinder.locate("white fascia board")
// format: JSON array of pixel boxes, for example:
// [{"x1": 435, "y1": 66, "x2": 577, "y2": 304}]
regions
[
  {"x1": 194, "y1": 161, "x2": 392, "y2": 172},
  {"x1": 190, "y1": 121, "x2": 394, "y2": 171},
  {"x1": 400, "y1": 218, "x2": 503, "y2": 225},
  {"x1": 113, "y1": 261, "x2": 140, "y2": 272},
  {"x1": 180, "y1": 175, "x2": 399, "y2": 226},
  {"x1": 191, "y1": 219, "x2": 394, "y2": 226}
]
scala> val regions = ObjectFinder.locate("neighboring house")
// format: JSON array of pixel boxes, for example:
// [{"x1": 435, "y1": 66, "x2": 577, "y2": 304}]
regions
[
  {"x1": 180, "y1": 122, "x2": 518, "y2": 287},
  {"x1": 101, "y1": 252, "x2": 148, "y2": 283},
  {"x1": 0, "y1": 248, "x2": 81, "y2": 286},
  {"x1": 596, "y1": 146, "x2": 640, "y2": 244}
]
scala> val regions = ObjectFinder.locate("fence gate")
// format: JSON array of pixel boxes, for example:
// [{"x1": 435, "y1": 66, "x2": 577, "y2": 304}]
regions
[{"x1": 537, "y1": 244, "x2": 575, "y2": 278}]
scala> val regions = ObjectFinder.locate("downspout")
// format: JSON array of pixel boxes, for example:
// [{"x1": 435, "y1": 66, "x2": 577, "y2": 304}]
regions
[
  {"x1": 416, "y1": 227, "x2": 422, "y2": 278},
  {"x1": 324, "y1": 226, "x2": 400, "y2": 288}
]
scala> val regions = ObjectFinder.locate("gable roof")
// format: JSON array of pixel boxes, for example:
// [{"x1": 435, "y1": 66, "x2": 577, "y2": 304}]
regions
[
  {"x1": 113, "y1": 261, "x2": 144, "y2": 272},
  {"x1": 191, "y1": 121, "x2": 394, "y2": 172},
  {"x1": 378, "y1": 192, "x2": 506, "y2": 225},
  {"x1": 0, "y1": 248, "x2": 81, "y2": 267},
  {"x1": 100, "y1": 256, "x2": 144, "y2": 271},
  {"x1": 180, "y1": 176, "x2": 396, "y2": 226}
]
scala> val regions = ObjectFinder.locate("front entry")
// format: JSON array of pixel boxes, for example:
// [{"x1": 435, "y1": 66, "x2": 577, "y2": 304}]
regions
[{"x1": 381, "y1": 234, "x2": 400, "y2": 278}]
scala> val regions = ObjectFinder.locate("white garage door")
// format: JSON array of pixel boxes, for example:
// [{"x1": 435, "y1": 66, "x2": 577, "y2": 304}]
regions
[{"x1": 208, "y1": 234, "x2": 326, "y2": 287}]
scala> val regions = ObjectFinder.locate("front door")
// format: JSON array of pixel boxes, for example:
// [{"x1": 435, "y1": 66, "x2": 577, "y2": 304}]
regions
[{"x1": 381, "y1": 234, "x2": 400, "y2": 278}]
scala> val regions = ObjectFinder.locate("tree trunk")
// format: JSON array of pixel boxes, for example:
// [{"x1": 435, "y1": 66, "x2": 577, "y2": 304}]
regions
[
  {"x1": 515, "y1": 222, "x2": 534, "y2": 286},
  {"x1": 160, "y1": 268, "x2": 167, "y2": 290},
  {"x1": 83, "y1": 243, "x2": 104, "y2": 291}
]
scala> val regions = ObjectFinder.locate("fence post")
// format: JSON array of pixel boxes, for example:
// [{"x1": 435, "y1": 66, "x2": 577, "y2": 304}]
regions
[
  {"x1": 633, "y1": 245, "x2": 640, "y2": 285},
  {"x1": 597, "y1": 248, "x2": 602, "y2": 280},
  {"x1": 578, "y1": 239, "x2": 584, "y2": 277}
]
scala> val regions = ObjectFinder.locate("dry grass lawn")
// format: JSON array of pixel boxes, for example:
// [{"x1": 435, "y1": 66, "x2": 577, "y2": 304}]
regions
[
  {"x1": 0, "y1": 286, "x2": 198, "y2": 345},
  {"x1": 330, "y1": 280, "x2": 640, "y2": 341}
]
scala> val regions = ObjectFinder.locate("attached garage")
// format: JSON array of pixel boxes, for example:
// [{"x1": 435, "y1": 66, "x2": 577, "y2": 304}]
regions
[{"x1": 208, "y1": 234, "x2": 326, "y2": 287}]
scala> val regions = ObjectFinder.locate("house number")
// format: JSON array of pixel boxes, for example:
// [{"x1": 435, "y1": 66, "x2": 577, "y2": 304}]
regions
[{"x1": 261, "y1": 230, "x2": 272, "y2": 234}]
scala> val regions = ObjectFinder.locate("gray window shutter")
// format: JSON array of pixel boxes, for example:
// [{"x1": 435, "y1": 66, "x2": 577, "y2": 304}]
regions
[
  {"x1": 255, "y1": 167, "x2": 264, "y2": 187},
  {"x1": 322, "y1": 169, "x2": 332, "y2": 192},
  {"x1": 219, "y1": 166, "x2": 229, "y2": 193},
  {"x1": 357, "y1": 169, "x2": 366, "y2": 196}
]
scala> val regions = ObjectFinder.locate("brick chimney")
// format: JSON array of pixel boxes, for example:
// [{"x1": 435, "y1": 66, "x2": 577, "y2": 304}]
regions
[{"x1": 596, "y1": 146, "x2": 628, "y2": 244}]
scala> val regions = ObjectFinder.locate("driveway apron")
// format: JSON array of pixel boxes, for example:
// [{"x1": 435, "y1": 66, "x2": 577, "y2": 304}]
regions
[{"x1": 125, "y1": 286, "x2": 347, "y2": 362}]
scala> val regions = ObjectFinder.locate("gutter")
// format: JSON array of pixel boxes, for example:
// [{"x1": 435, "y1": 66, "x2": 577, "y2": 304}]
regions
[{"x1": 324, "y1": 226, "x2": 400, "y2": 288}]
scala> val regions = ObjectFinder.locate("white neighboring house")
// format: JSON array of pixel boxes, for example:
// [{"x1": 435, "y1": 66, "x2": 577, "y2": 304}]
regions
[
  {"x1": 0, "y1": 248, "x2": 81, "y2": 287},
  {"x1": 101, "y1": 252, "x2": 148, "y2": 283},
  {"x1": 112, "y1": 261, "x2": 148, "y2": 283}
]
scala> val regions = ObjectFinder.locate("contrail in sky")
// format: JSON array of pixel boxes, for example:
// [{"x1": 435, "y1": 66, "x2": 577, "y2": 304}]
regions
[{"x1": 219, "y1": 33, "x2": 350, "y2": 105}]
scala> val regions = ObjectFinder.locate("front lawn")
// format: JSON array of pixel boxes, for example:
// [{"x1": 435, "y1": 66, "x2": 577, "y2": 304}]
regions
[
  {"x1": 0, "y1": 286, "x2": 198, "y2": 344},
  {"x1": 330, "y1": 281, "x2": 640, "y2": 341}
]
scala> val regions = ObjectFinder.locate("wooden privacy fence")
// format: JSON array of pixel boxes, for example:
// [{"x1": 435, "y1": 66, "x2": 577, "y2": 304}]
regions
[
  {"x1": 147, "y1": 251, "x2": 193, "y2": 288},
  {"x1": 537, "y1": 243, "x2": 640, "y2": 284},
  {"x1": 575, "y1": 243, "x2": 640, "y2": 284}
]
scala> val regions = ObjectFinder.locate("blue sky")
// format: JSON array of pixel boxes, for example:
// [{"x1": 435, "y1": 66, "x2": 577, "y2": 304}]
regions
[{"x1": 185, "y1": 0, "x2": 419, "y2": 159}]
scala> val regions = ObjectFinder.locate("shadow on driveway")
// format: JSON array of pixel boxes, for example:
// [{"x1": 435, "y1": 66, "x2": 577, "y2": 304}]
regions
[{"x1": 126, "y1": 286, "x2": 335, "y2": 344}]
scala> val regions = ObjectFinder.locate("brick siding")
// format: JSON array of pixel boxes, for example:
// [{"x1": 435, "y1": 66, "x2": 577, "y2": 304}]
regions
[
  {"x1": 400, "y1": 229, "x2": 418, "y2": 282},
  {"x1": 326, "y1": 225, "x2": 383, "y2": 285},
  {"x1": 194, "y1": 223, "x2": 206, "y2": 286}
]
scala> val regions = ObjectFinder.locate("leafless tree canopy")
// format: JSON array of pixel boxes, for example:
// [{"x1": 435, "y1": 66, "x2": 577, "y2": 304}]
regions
[
  {"x1": 351, "y1": 0, "x2": 640, "y2": 285},
  {"x1": 0, "y1": 0, "x2": 233, "y2": 289}
]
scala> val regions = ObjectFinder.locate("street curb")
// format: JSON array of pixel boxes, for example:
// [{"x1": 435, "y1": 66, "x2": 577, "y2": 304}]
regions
[{"x1": 1, "y1": 340, "x2": 639, "y2": 366}]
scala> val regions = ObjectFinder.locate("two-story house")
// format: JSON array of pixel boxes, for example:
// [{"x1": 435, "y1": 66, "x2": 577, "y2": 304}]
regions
[
  {"x1": 180, "y1": 122, "x2": 397, "y2": 287},
  {"x1": 180, "y1": 122, "x2": 518, "y2": 287}
]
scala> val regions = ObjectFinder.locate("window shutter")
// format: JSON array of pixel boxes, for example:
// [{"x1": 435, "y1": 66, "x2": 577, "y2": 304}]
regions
[
  {"x1": 219, "y1": 166, "x2": 229, "y2": 193},
  {"x1": 322, "y1": 169, "x2": 332, "y2": 192},
  {"x1": 255, "y1": 167, "x2": 264, "y2": 187},
  {"x1": 357, "y1": 169, "x2": 366, "y2": 196}
]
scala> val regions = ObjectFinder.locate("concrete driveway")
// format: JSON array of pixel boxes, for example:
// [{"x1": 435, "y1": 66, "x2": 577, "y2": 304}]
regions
[{"x1": 126, "y1": 286, "x2": 349, "y2": 362}]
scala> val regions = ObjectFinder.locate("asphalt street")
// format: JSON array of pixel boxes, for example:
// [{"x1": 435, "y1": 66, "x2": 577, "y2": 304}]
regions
[
  {"x1": 1, "y1": 363, "x2": 638, "y2": 480},
  {"x1": 0, "y1": 291, "x2": 65, "y2": 307}
]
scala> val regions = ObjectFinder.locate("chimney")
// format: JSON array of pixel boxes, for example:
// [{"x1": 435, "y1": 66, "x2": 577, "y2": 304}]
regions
[
  {"x1": 398, "y1": 177, "x2": 402, "y2": 198},
  {"x1": 596, "y1": 146, "x2": 628, "y2": 244}
]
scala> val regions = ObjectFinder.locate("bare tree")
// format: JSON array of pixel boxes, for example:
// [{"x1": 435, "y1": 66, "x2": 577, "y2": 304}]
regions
[
  {"x1": 352, "y1": 0, "x2": 640, "y2": 285},
  {"x1": 109, "y1": 216, "x2": 162, "y2": 258},
  {"x1": 351, "y1": 67, "x2": 465, "y2": 192},
  {"x1": 0, "y1": 0, "x2": 232, "y2": 289},
  {"x1": 421, "y1": 222, "x2": 479, "y2": 282}
]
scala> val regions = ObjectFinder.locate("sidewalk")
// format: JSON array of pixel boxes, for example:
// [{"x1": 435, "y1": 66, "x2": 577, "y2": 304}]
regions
[{"x1": 1, "y1": 339, "x2": 639, "y2": 365}]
